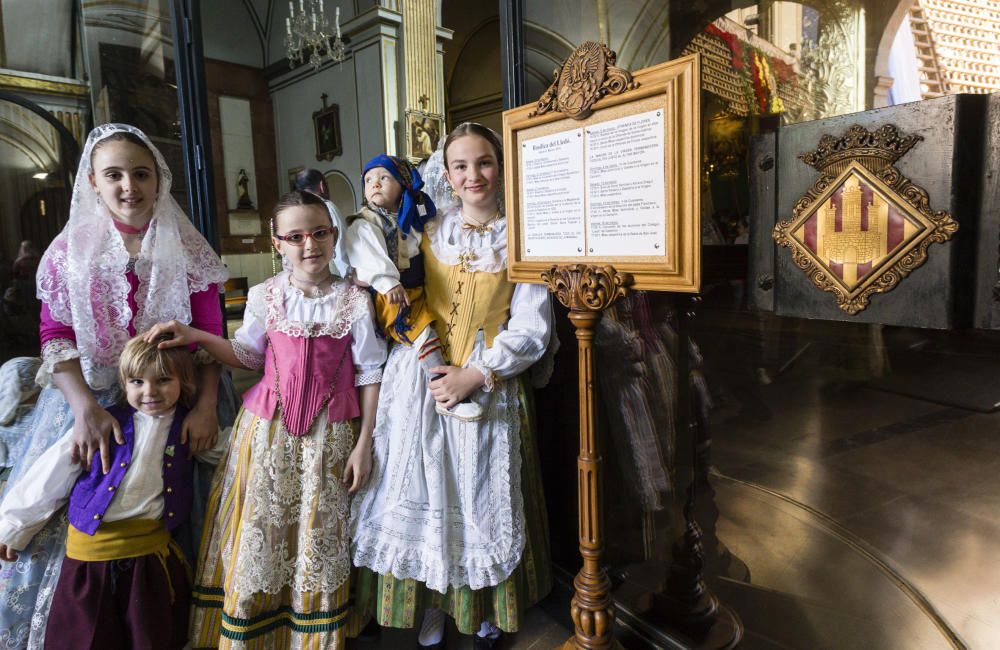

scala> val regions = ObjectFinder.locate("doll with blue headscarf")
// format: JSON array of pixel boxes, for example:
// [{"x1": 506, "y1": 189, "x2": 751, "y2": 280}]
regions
[{"x1": 345, "y1": 154, "x2": 481, "y2": 421}]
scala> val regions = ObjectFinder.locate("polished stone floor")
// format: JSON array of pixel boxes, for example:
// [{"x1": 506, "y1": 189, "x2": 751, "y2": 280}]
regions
[{"x1": 690, "y1": 308, "x2": 1000, "y2": 649}]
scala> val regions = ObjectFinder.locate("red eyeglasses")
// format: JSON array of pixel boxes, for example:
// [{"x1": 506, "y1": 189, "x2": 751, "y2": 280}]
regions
[{"x1": 273, "y1": 227, "x2": 335, "y2": 246}]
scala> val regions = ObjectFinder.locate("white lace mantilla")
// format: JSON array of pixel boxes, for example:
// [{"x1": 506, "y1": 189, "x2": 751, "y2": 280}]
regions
[
  {"x1": 260, "y1": 272, "x2": 369, "y2": 339},
  {"x1": 425, "y1": 207, "x2": 508, "y2": 274},
  {"x1": 36, "y1": 123, "x2": 227, "y2": 373}
]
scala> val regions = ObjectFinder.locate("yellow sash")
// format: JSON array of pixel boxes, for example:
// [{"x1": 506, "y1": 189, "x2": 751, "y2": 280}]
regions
[
  {"x1": 66, "y1": 518, "x2": 189, "y2": 603},
  {"x1": 374, "y1": 286, "x2": 437, "y2": 345}
]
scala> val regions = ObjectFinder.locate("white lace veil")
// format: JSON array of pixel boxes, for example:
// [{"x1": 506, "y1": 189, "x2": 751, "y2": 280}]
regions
[
  {"x1": 36, "y1": 123, "x2": 228, "y2": 372},
  {"x1": 420, "y1": 147, "x2": 458, "y2": 215}
]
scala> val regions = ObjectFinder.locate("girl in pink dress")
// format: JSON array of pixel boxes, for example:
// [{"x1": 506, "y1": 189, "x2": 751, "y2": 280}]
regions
[
  {"x1": 146, "y1": 190, "x2": 386, "y2": 649},
  {"x1": 0, "y1": 123, "x2": 229, "y2": 649}
]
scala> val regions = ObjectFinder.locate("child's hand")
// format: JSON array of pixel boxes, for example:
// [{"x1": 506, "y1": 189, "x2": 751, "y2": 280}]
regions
[
  {"x1": 343, "y1": 440, "x2": 373, "y2": 494},
  {"x1": 143, "y1": 321, "x2": 201, "y2": 349},
  {"x1": 0, "y1": 544, "x2": 18, "y2": 562},
  {"x1": 386, "y1": 284, "x2": 410, "y2": 306},
  {"x1": 429, "y1": 366, "x2": 486, "y2": 407}
]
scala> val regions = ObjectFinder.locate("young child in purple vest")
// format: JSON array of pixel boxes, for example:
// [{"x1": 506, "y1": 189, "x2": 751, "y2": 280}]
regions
[{"x1": 0, "y1": 334, "x2": 217, "y2": 649}]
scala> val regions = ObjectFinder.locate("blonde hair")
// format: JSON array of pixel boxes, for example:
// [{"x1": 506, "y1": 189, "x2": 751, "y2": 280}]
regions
[{"x1": 118, "y1": 334, "x2": 197, "y2": 408}]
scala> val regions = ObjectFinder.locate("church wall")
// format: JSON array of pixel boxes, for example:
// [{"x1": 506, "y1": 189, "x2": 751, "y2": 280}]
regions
[
  {"x1": 269, "y1": 60, "x2": 366, "y2": 214},
  {"x1": 201, "y1": 3, "x2": 263, "y2": 68}
]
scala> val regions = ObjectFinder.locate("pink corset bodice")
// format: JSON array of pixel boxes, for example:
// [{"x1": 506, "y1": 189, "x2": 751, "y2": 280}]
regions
[
  {"x1": 241, "y1": 331, "x2": 358, "y2": 436},
  {"x1": 240, "y1": 275, "x2": 368, "y2": 436}
]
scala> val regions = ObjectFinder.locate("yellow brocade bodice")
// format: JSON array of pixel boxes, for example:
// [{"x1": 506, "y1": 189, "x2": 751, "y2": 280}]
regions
[{"x1": 421, "y1": 235, "x2": 514, "y2": 366}]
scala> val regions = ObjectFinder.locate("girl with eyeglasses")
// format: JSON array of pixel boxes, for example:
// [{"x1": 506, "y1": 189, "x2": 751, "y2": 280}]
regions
[{"x1": 144, "y1": 190, "x2": 387, "y2": 648}]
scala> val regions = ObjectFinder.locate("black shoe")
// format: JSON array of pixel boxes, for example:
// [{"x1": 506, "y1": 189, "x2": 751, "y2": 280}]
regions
[
  {"x1": 473, "y1": 632, "x2": 503, "y2": 649},
  {"x1": 356, "y1": 619, "x2": 381, "y2": 642}
]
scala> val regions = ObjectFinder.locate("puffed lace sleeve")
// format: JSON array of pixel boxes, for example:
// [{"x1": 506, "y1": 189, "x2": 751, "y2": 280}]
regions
[
  {"x1": 350, "y1": 293, "x2": 387, "y2": 386},
  {"x1": 36, "y1": 302, "x2": 81, "y2": 388},
  {"x1": 231, "y1": 283, "x2": 267, "y2": 370},
  {"x1": 473, "y1": 283, "x2": 553, "y2": 383}
]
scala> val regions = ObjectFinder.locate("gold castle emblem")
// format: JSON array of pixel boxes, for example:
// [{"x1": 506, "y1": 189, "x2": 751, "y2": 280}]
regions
[{"x1": 774, "y1": 125, "x2": 958, "y2": 314}]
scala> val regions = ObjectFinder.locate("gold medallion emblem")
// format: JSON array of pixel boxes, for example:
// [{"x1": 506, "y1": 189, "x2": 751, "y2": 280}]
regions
[
  {"x1": 773, "y1": 124, "x2": 958, "y2": 314},
  {"x1": 530, "y1": 41, "x2": 637, "y2": 120}
]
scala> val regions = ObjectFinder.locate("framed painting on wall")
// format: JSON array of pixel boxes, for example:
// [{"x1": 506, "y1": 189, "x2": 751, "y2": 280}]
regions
[
  {"x1": 313, "y1": 98, "x2": 342, "y2": 161},
  {"x1": 405, "y1": 109, "x2": 443, "y2": 161}
]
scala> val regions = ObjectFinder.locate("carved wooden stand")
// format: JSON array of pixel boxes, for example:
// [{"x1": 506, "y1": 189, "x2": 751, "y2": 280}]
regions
[{"x1": 543, "y1": 264, "x2": 630, "y2": 650}]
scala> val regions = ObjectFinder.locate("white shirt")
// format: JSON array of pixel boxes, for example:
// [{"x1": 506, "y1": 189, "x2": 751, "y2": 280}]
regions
[
  {"x1": 0, "y1": 409, "x2": 228, "y2": 551},
  {"x1": 346, "y1": 216, "x2": 422, "y2": 295},
  {"x1": 235, "y1": 276, "x2": 387, "y2": 384}
]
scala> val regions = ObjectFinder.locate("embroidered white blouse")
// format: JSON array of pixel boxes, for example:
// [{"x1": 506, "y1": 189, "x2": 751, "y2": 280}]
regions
[{"x1": 232, "y1": 273, "x2": 387, "y2": 385}]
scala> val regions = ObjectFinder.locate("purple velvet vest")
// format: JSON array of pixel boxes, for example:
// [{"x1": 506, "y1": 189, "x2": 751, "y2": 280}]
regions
[{"x1": 67, "y1": 404, "x2": 192, "y2": 535}]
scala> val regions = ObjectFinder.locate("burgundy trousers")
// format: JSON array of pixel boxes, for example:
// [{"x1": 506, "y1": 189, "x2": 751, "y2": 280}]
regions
[{"x1": 45, "y1": 551, "x2": 190, "y2": 650}]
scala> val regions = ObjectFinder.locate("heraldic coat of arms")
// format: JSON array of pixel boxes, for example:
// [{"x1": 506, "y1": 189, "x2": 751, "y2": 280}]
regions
[{"x1": 773, "y1": 124, "x2": 959, "y2": 314}]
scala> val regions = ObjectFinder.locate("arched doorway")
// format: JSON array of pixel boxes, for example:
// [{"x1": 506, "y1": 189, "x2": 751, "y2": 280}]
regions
[{"x1": 0, "y1": 94, "x2": 78, "y2": 362}]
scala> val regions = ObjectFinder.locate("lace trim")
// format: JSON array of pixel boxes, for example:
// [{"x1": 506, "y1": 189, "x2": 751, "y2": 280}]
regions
[
  {"x1": 35, "y1": 123, "x2": 228, "y2": 370},
  {"x1": 232, "y1": 416, "x2": 354, "y2": 595},
  {"x1": 263, "y1": 273, "x2": 369, "y2": 338},
  {"x1": 36, "y1": 339, "x2": 81, "y2": 388},
  {"x1": 231, "y1": 339, "x2": 265, "y2": 371},
  {"x1": 355, "y1": 369, "x2": 383, "y2": 386},
  {"x1": 467, "y1": 360, "x2": 495, "y2": 393},
  {"x1": 425, "y1": 208, "x2": 508, "y2": 274},
  {"x1": 351, "y1": 345, "x2": 525, "y2": 593}
]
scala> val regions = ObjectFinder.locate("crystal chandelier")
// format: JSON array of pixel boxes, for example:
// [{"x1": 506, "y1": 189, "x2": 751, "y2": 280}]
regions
[{"x1": 286, "y1": 0, "x2": 345, "y2": 70}]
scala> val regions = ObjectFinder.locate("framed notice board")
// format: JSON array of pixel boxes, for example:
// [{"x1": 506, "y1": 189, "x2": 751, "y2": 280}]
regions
[{"x1": 503, "y1": 52, "x2": 701, "y2": 292}]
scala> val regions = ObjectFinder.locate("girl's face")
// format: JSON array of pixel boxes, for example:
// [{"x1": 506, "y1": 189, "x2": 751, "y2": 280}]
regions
[
  {"x1": 89, "y1": 139, "x2": 159, "y2": 225},
  {"x1": 272, "y1": 204, "x2": 336, "y2": 277},
  {"x1": 364, "y1": 166, "x2": 404, "y2": 211},
  {"x1": 444, "y1": 135, "x2": 500, "y2": 213},
  {"x1": 125, "y1": 367, "x2": 181, "y2": 416}
]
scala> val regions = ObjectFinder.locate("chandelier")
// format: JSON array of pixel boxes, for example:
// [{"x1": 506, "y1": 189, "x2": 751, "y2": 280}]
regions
[{"x1": 285, "y1": 0, "x2": 345, "y2": 70}]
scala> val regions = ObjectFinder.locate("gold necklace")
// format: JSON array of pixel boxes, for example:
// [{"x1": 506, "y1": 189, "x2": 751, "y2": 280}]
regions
[{"x1": 461, "y1": 210, "x2": 500, "y2": 235}]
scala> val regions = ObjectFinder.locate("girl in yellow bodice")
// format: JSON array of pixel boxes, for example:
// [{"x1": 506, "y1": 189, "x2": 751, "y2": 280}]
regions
[{"x1": 351, "y1": 123, "x2": 557, "y2": 649}]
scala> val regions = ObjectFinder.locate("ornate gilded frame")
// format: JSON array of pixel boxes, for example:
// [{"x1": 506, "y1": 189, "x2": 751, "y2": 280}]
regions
[
  {"x1": 503, "y1": 47, "x2": 702, "y2": 292},
  {"x1": 773, "y1": 124, "x2": 958, "y2": 314}
]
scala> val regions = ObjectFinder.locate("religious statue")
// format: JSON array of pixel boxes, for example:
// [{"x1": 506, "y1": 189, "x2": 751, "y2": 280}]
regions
[{"x1": 236, "y1": 169, "x2": 254, "y2": 209}]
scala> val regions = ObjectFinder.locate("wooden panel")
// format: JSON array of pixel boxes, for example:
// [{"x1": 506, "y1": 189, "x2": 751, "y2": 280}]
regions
[{"x1": 204, "y1": 58, "x2": 277, "y2": 255}]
